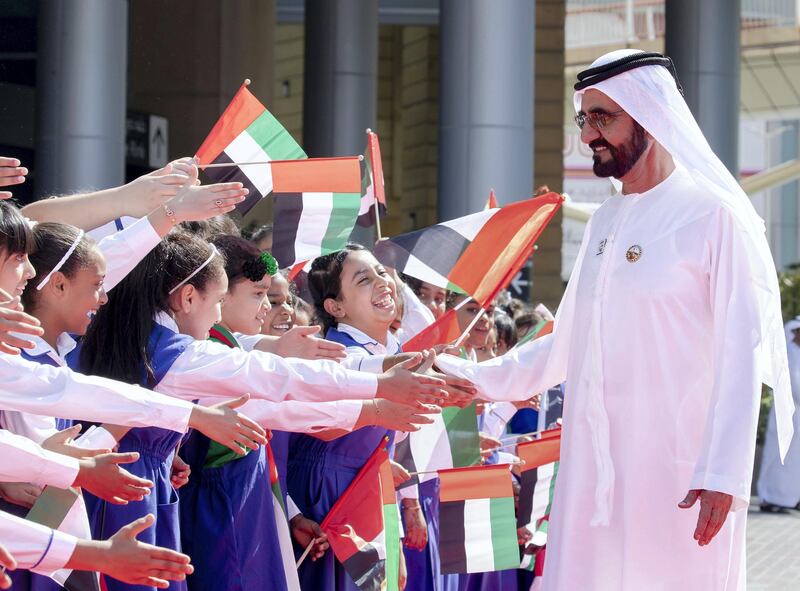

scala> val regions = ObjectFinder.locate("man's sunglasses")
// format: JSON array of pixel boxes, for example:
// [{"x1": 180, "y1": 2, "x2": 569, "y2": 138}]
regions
[{"x1": 574, "y1": 109, "x2": 625, "y2": 131}]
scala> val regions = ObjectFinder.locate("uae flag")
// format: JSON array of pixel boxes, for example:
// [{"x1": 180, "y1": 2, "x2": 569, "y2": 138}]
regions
[
  {"x1": 516, "y1": 430, "x2": 561, "y2": 534},
  {"x1": 357, "y1": 129, "x2": 387, "y2": 228},
  {"x1": 321, "y1": 439, "x2": 400, "y2": 591},
  {"x1": 373, "y1": 193, "x2": 562, "y2": 305},
  {"x1": 401, "y1": 308, "x2": 461, "y2": 353},
  {"x1": 393, "y1": 401, "x2": 481, "y2": 487},
  {"x1": 270, "y1": 157, "x2": 363, "y2": 269},
  {"x1": 196, "y1": 81, "x2": 306, "y2": 215},
  {"x1": 266, "y1": 442, "x2": 301, "y2": 591},
  {"x1": 438, "y1": 464, "x2": 519, "y2": 575},
  {"x1": 25, "y1": 427, "x2": 119, "y2": 591}
]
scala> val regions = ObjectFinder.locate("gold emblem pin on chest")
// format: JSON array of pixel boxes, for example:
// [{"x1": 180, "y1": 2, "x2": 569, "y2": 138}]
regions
[{"x1": 626, "y1": 245, "x2": 643, "y2": 263}]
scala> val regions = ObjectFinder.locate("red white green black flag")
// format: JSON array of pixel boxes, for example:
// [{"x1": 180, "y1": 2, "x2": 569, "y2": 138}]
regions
[
  {"x1": 438, "y1": 464, "x2": 519, "y2": 575},
  {"x1": 321, "y1": 439, "x2": 400, "y2": 591},
  {"x1": 196, "y1": 82, "x2": 306, "y2": 215}
]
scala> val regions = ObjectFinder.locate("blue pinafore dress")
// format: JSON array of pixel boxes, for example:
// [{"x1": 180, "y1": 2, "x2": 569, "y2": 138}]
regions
[
  {"x1": 69, "y1": 323, "x2": 192, "y2": 591},
  {"x1": 286, "y1": 326, "x2": 395, "y2": 591},
  {"x1": 177, "y1": 324, "x2": 288, "y2": 591}
]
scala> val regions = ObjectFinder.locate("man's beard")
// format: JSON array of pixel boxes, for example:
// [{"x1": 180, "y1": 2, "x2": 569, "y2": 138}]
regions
[{"x1": 590, "y1": 122, "x2": 648, "y2": 179}]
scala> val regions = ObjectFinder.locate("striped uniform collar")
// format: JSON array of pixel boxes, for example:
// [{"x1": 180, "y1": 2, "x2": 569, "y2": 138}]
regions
[{"x1": 209, "y1": 324, "x2": 240, "y2": 349}]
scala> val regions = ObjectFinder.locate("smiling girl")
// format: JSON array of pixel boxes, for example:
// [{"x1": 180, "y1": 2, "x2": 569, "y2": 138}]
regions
[{"x1": 288, "y1": 245, "x2": 446, "y2": 591}]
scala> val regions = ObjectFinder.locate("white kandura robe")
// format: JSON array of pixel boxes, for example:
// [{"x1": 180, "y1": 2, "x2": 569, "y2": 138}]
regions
[
  {"x1": 436, "y1": 167, "x2": 767, "y2": 590},
  {"x1": 757, "y1": 325, "x2": 800, "y2": 507}
]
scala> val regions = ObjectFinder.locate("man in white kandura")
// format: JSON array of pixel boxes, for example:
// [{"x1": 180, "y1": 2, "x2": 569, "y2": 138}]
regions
[{"x1": 435, "y1": 49, "x2": 795, "y2": 590}]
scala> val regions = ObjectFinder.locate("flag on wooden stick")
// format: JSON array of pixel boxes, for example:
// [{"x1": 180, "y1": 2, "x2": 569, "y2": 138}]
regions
[
  {"x1": 438, "y1": 464, "x2": 519, "y2": 575},
  {"x1": 196, "y1": 81, "x2": 306, "y2": 215},
  {"x1": 373, "y1": 194, "x2": 563, "y2": 306},
  {"x1": 516, "y1": 430, "x2": 561, "y2": 534},
  {"x1": 270, "y1": 157, "x2": 363, "y2": 269},
  {"x1": 357, "y1": 129, "x2": 387, "y2": 230},
  {"x1": 321, "y1": 439, "x2": 400, "y2": 591}
]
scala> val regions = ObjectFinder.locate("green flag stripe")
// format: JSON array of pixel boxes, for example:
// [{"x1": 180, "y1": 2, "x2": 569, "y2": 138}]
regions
[
  {"x1": 245, "y1": 110, "x2": 306, "y2": 160},
  {"x1": 537, "y1": 461, "x2": 560, "y2": 535},
  {"x1": 320, "y1": 192, "x2": 361, "y2": 254},
  {"x1": 489, "y1": 496, "x2": 521, "y2": 571},
  {"x1": 383, "y1": 503, "x2": 401, "y2": 591},
  {"x1": 442, "y1": 402, "x2": 482, "y2": 468},
  {"x1": 272, "y1": 482, "x2": 287, "y2": 517}
]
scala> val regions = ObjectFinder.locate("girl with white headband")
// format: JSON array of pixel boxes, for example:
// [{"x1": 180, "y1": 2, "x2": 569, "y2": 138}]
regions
[
  {"x1": 69, "y1": 231, "x2": 450, "y2": 591},
  {"x1": 176, "y1": 235, "x2": 438, "y2": 591}
]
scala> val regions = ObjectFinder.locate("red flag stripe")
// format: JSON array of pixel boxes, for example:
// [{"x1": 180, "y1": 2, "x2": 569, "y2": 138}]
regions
[
  {"x1": 367, "y1": 131, "x2": 386, "y2": 206},
  {"x1": 271, "y1": 157, "x2": 362, "y2": 193},
  {"x1": 438, "y1": 464, "x2": 513, "y2": 502},
  {"x1": 401, "y1": 308, "x2": 462, "y2": 352},
  {"x1": 196, "y1": 83, "x2": 265, "y2": 164},
  {"x1": 517, "y1": 435, "x2": 561, "y2": 472}
]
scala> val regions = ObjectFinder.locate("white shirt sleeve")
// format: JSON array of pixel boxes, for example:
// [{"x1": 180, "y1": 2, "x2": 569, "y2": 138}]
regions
[
  {"x1": 435, "y1": 334, "x2": 560, "y2": 402},
  {"x1": 286, "y1": 495, "x2": 302, "y2": 521},
  {"x1": 0, "y1": 411, "x2": 58, "y2": 445},
  {"x1": 234, "y1": 332, "x2": 387, "y2": 374},
  {"x1": 338, "y1": 345, "x2": 386, "y2": 374},
  {"x1": 157, "y1": 340, "x2": 378, "y2": 403},
  {"x1": 482, "y1": 403, "x2": 517, "y2": 438},
  {"x1": 97, "y1": 216, "x2": 161, "y2": 292},
  {"x1": 0, "y1": 511, "x2": 77, "y2": 575},
  {"x1": 0, "y1": 430, "x2": 79, "y2": 489},
  {"x1": 206, "y1": 398, "x2": 363, "y2": 432},
  {"x1": 690, "y1": 208, "x2": 769, "y2": 509},
  {"x1": 399, "y1": 283, "x2": 435, "y2": 342},
  {"x1": 233, "y1": 332, "x2": 263, "y2": 353},
  {"x1": 0, "y1": 354, "x2": 192, "y2": 433}
]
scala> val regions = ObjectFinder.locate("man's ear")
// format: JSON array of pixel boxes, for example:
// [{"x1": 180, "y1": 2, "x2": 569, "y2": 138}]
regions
[{"x1": 323, "y1": 297, "x2": 345, "y2": 320}]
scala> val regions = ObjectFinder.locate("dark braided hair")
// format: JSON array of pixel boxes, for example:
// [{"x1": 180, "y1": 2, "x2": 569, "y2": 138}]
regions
[{"x1": 307, "y1": 244, "x2": 366, "y2": 332}]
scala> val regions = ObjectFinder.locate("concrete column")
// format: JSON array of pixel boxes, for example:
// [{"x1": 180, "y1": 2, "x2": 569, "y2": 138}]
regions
[
  {"x1": 438, "y1": 0, "x2": 534, "y2": 220},
  {"x1": 35, "y1": 0, "x2": 128, "y2": 197},
  {"x1": 665, "y1": 0, "x2": 741, "y2": 175},
  {"x1": 303, "y1": 0, "x2": 378, "y2": 158}
]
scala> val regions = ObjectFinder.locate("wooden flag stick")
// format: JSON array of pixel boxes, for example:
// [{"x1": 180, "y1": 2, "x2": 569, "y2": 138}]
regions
[
  {"x1": 408, "y1": 463, "x2": 516, "y2": 478},
  {"x1": 452, "y1": 307, "x2": 486, "y2": 349},
  {"x1": 373, "y1": 190, "x2": 383, "y2": 241},
  {"x1": 499, "y1": 428, "x2": 547, "y2": 442},
  {"x1": 296, "y1": 539, "x2": 315, "y2": 568},
  {"x1": 407, "y1": 469, "x2": 442, "y2": 477},
  {"x1": 453, "y1": 296, "x2": 473, "y2": 311},
  {"x1": 198, "y1": 161, "x2": 272, "y2": 169}
]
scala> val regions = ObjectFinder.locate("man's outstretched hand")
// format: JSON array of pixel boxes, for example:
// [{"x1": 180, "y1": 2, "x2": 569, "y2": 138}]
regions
[{"x1": 678, "y1": 489, "x2": 733, "y2": 547}]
